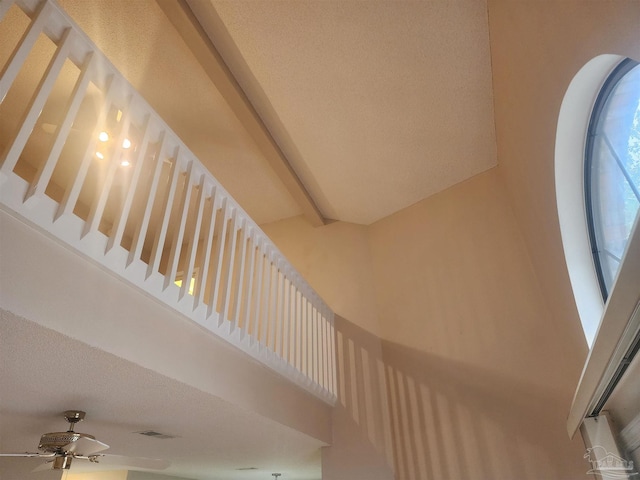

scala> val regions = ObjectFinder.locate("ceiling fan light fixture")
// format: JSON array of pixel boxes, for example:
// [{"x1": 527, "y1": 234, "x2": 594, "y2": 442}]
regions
[{"x1": 0, "y1": 410, "x2": 170, "y2": 471}]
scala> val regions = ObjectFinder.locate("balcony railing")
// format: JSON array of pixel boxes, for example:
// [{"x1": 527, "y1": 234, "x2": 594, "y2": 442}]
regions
[{"x1": 0, "y1": 0, "x2": 337, "y2": 404}]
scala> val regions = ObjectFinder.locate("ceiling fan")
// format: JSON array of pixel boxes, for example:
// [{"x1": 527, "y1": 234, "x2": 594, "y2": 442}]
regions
[{"x1": 0, "y1": 410, "x2": 170, "y2": 471}]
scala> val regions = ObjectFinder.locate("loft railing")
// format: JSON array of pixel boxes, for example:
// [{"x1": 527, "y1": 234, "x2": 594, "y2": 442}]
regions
[{"x1": 0, "y1": 0, "x2": 337, "y2": 404}]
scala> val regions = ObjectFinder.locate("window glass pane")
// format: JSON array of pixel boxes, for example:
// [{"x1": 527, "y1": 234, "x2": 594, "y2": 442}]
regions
[{"x1": 588, "y1": 61, "x2": 640, "y2": 298}]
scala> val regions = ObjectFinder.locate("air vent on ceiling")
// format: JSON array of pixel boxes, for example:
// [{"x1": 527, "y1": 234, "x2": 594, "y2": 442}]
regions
[
  {"x1": 236, "y1": 467, "x2": 258, "y2": 471},
  {"x1": 136, "y1": 431, "x2": 176, "y2": 440}
]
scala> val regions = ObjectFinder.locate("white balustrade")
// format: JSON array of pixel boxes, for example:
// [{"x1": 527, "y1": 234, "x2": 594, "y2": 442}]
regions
[{"x1": 0, "y1": 0, "x2": 336, "y2": 404}]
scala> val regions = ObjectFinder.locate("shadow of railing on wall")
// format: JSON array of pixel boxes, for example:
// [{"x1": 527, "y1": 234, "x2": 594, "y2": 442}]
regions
[{"x1": 331, "y1": 315, "x2": 586, "y2": 480}]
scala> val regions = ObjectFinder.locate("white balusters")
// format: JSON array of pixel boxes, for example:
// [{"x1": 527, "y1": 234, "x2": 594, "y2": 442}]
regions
[
  {"x1": 56, "y1": 74, "x2": 117, "y2": 221},
  {"x1": 163, "y1": 158, "x2": 194, "y2": 290},
  {"x1": 127, "y1": 131, "x2": 168, "y2": 266},
  {"x1": 147, "y1": 147, "x2": 181, "y2": 279},
  {"x1": 0, "y1": 0, "x2": 51, "y2": 104},
  {"x1": 231, "y1": 218, "x2": 249, "y2": 333},
  {"x1": 105, "y1": 114, "x2": 152, "y2": 253},
  {"x1": 0, "y1": 0, "x2": 337, "y2": 404},
  {"x1": 180, "y1": 173, "x2": 206, "y2": 302},
  {"x1": 239, "y1": 232, "x2": 257, "y2": 341},
  {"x1": 194, "y1": 186, "x2": 219, "y2": 310},
  {"x1": 206, "y1": 200, "x2": 229, "y2": 319},
  {"x1": 82, "y1": 95, "x2": 134, "y2": 238},
  {"x1": 24, "y1": 51, "x2": 95, "y2": 203},
  {"x1": 1, "y1": 26, "x2": 73, "y2": 174},
  {"x1": 219, "y1": 209, "x2": 239, "y2": 328}
]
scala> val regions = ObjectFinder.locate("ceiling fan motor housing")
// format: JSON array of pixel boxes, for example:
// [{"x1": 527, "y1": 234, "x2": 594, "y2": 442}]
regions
[{"x1": 38, "y1": 432, "x2": 95, "y2": 453}]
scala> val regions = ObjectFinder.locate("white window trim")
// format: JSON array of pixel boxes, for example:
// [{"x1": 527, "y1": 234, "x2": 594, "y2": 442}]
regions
[
  {"x1": 555, "y1": 54, "x2": 625, "y2": 346},
  {"x1": 558, "y1": 54, "x2": 640, "y2": 439}
]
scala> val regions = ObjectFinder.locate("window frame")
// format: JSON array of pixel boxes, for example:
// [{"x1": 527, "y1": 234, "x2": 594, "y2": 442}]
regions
[{"x1": 584, "y1": 58, "x2": 640, "y2": 301}]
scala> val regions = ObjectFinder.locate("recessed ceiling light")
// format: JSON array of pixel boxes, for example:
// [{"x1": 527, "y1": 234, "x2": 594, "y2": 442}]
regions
[
  {"x1": 98, "y1": 131, "x2": 109, "y2": 142},
  {"x1": 122, "y1": 138, "x2": 131, "y2": 149},
  {"x1": 121, "y1": 159, "x2": 131, "y2": 167},
  {"x1": 95, "y1": 152, "x2": 104, "y2": 160}
]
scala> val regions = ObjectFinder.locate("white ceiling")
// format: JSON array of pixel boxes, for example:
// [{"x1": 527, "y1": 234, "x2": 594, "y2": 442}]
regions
[
  {"x1": 0, "y1": 313, "x2": 324, "y2": 480},
  {"x1": 196, "y1": 0, "x2": 498, "y2": 224},
  {"x1": 54, "y1": 0, "x2": 497, "y2": 226}
]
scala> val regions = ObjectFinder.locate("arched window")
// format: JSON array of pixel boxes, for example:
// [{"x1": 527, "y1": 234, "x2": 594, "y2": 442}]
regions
[
  {"x1": 556, "y1": 55, "x2": 640, "y2": 345},
  {"x1": 585, "y1": 59, "x2": 640, "y2": 300}
]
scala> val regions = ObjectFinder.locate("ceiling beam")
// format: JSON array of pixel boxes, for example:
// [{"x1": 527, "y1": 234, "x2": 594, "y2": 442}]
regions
[{"x1": 156, "y1": 0, "x2": 326, "y2": 227}]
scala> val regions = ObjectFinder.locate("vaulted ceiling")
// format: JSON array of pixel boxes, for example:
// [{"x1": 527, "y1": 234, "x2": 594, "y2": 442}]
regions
[
  {"x1": 57, "y1": 0, "x2": 497, "y2": 226},
  {"x1": 197, "y1": 0, "x2": 497, "y2": 225}
]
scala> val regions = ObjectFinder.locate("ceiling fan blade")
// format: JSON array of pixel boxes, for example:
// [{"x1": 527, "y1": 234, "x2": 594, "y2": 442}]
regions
[
  {"x1": 32, "y1": 460, "x2": 55, "y2": 472},
  {"x1": 0, "y1": 453, "x2": 54, "y2": 457},
  {"x1": 88, "y1": 454, "x2": 170, "y2": 470},
  {"x1": 64, "y1": 437, "x2": 109, "y2": 456}
]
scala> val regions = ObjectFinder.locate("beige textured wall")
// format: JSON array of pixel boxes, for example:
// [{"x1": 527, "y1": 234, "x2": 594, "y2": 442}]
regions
[
  {"x1": 487, "y1": 0, "x2": 640, "y2": 351},
  {"x1": 261, "y1": 217, "x2": 381, "y2": 336},
  {"x1": 322, "y1": 316, "x2": 395, "y2": 480},
  {"x1": 264, "y1": 169, "x2": 588, "y2": 478},
  {"x1": 368, "y1": 169, "x2": 581, "y2": 393},
  {"x1": 369, "y1": 169, "x2": 586, "y2": 478}
]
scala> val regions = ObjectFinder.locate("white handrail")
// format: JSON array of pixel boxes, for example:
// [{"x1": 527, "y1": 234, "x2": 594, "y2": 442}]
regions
[{"x1": 0, "y1": 0, "x2": 336, "y2": 404}]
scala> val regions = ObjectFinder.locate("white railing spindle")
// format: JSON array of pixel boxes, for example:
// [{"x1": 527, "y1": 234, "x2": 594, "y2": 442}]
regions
[
  {"x1": 56, "y1": 74, "x2": 117, "y2": 221},
  {"x1": 231, "y1": 219, "x2": 248, "y2": 333},
  {"x1": 82, "y1": 96, "x2": 134, "y2": 237},
  {"x1": 147, "y1": 148, "x2": 181, "y2": 279},
  {"x1": 0, "y1": 0, "x2": 51, "y2": 104},
  {"x1": 1, "y1": 27, "x2": 72, "y2": 174},
  {"x1": 126, "y1": 130, "x2": 168, "y2": 265},
  {"x1": 24, "y1": 51, "x2": 95, "y2": 203},
  {"x1": 219, "y1": 209, "x2": 239, "y2": 328},
  {"x1": 164, "y1": 159, "x2": 195, "y2": 290},
  {"x1": 194, "y1": 186, "x2": 218, "y2": 310},
  {"x1": 180, "y1": 173, "x2": 206, "y2": 302},
  {"x1": 206, "y1": 200, "x2": 229, "y2": 320},
  {"x1": 105, "y1": 114, "x2": 152, "y2": 253}
]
